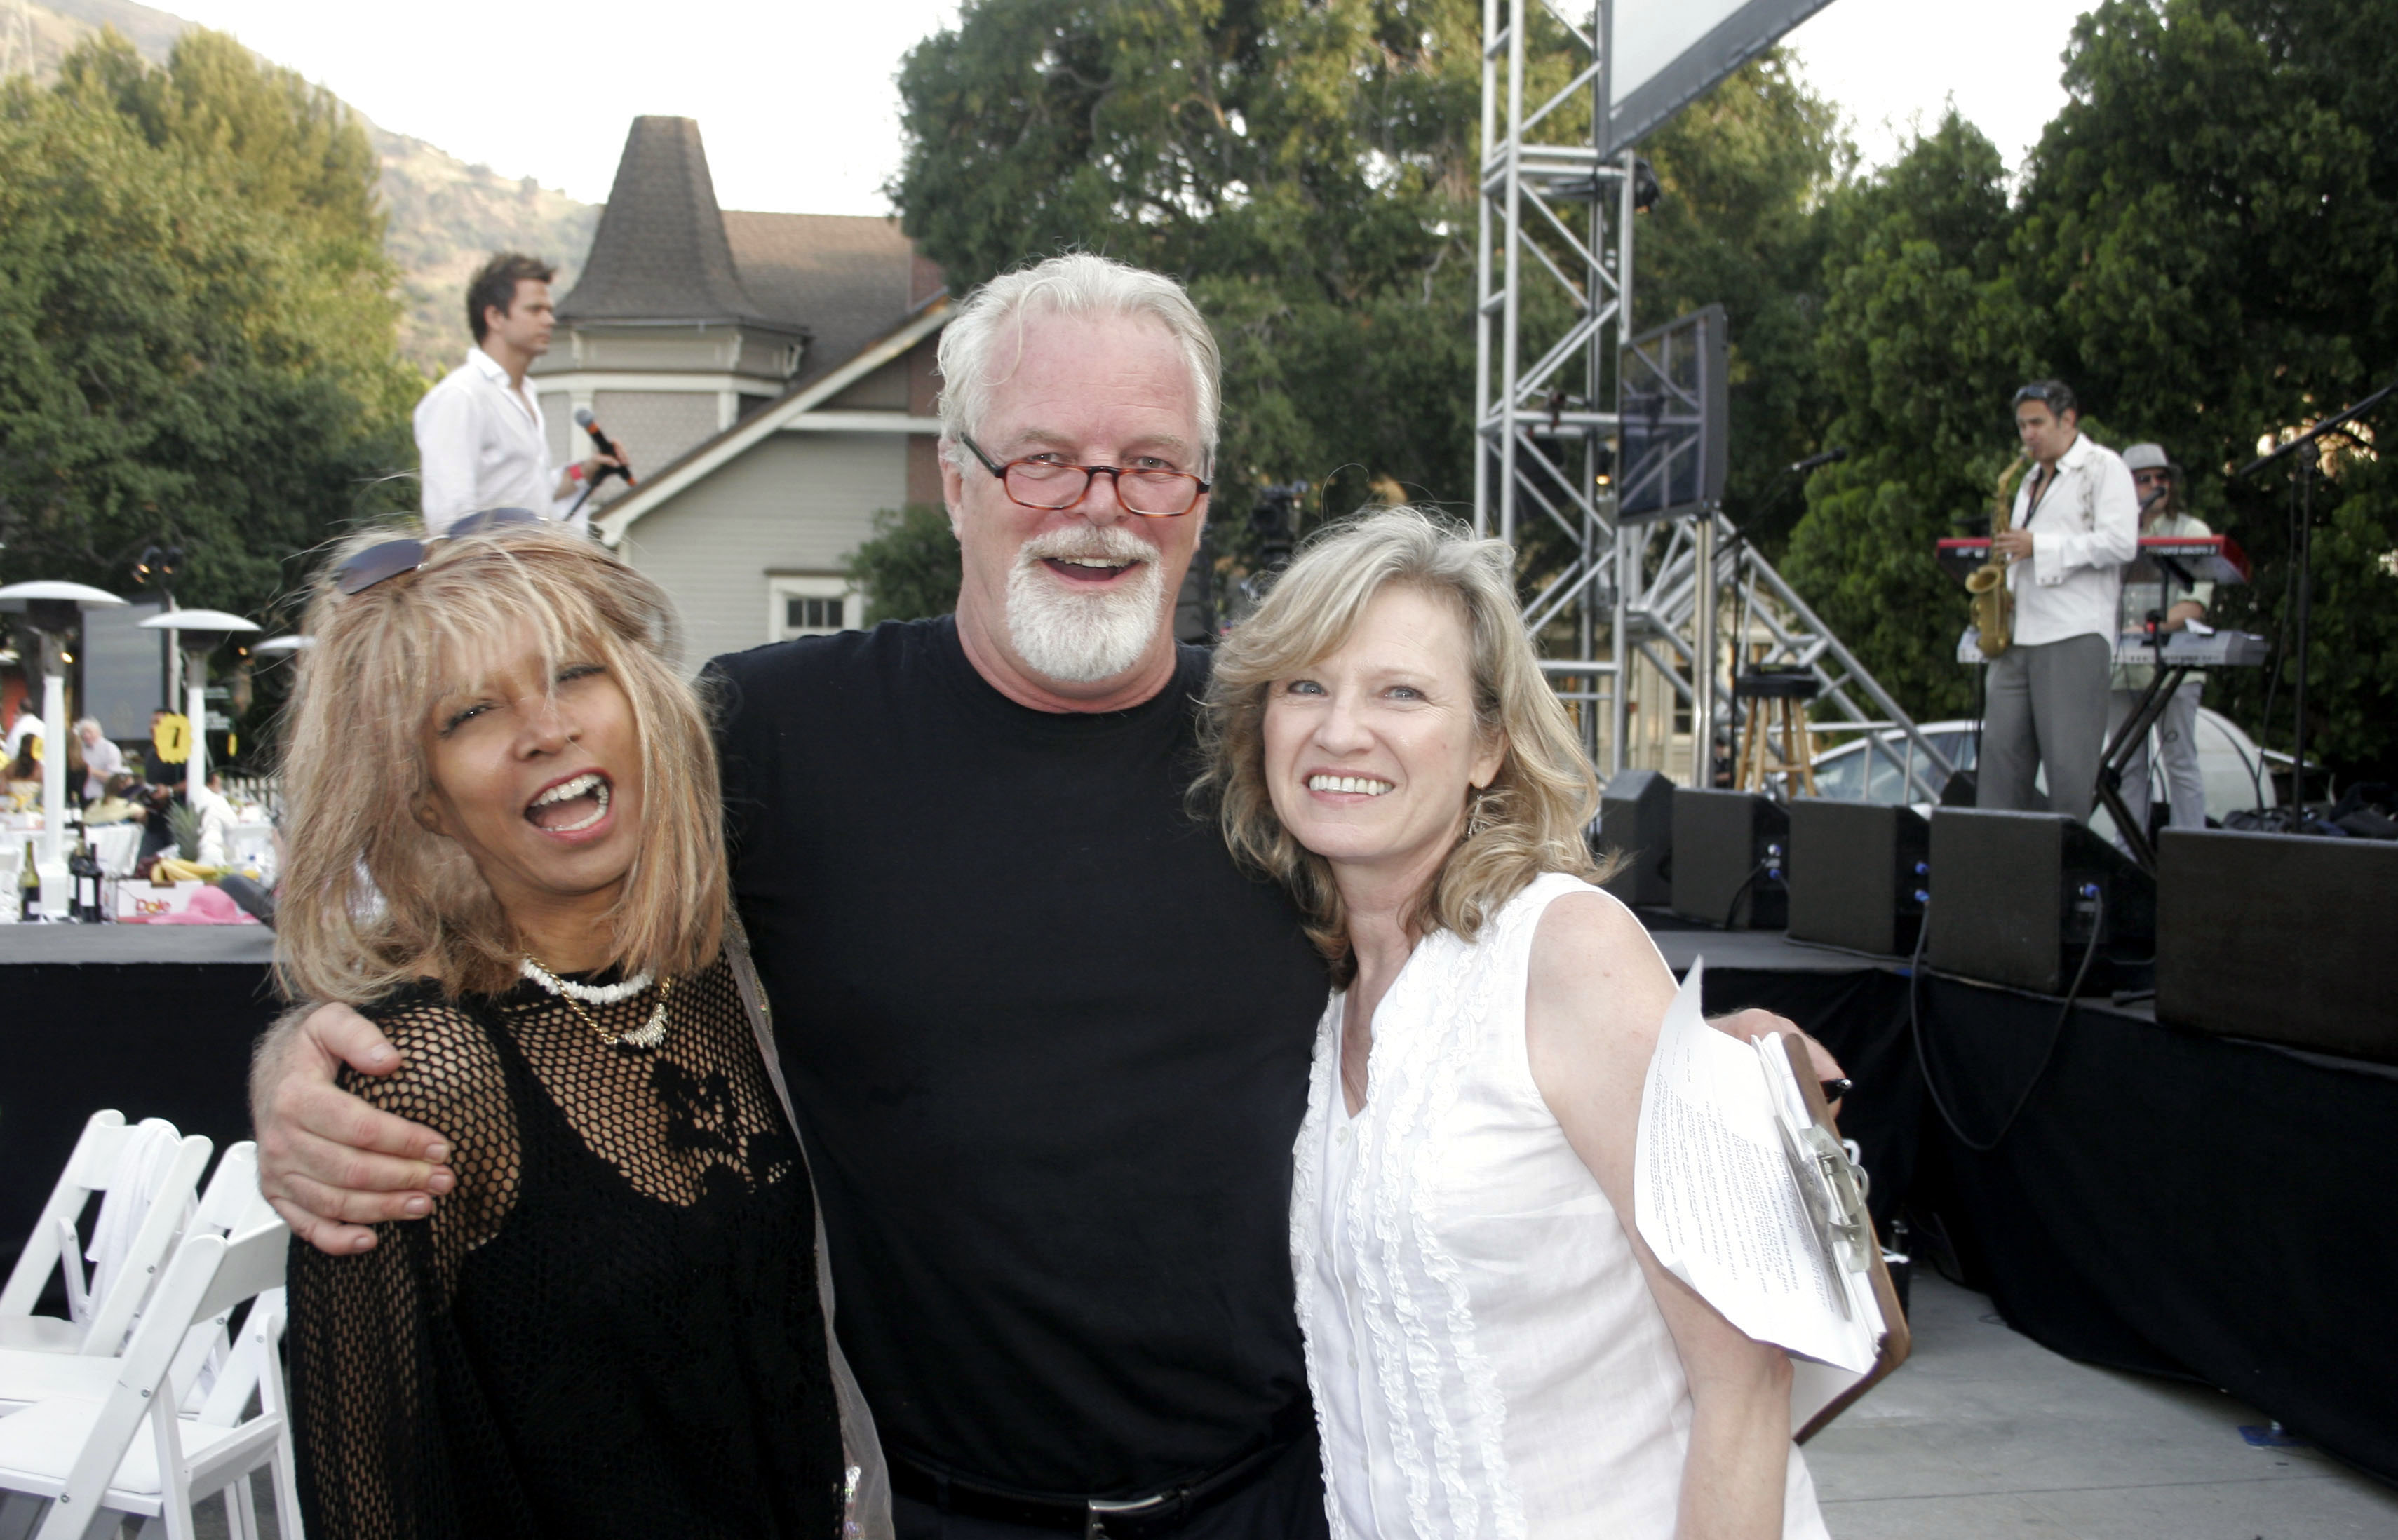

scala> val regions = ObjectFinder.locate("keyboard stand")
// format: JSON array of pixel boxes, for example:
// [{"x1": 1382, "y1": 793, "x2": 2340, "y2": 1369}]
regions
[{"x1": 2094, "y1": 642, "x2": 2191, "y2": 874}]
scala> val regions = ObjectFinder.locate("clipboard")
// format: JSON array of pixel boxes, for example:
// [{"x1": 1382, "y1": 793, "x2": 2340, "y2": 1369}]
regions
[{"x1": 1777, "y1": 1032, "x2": 1912, "y2": 1442}]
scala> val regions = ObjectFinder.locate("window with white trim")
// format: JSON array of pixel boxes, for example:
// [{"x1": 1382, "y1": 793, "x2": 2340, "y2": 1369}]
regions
[{"x1": 767, "y1": 575, "x2": 863, "y2": 641}]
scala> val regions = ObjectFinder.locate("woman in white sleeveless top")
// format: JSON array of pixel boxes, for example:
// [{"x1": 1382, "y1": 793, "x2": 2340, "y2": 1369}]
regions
[{"x1": 1197, "y1": 508, "x2": 1831, "y2": 1539}]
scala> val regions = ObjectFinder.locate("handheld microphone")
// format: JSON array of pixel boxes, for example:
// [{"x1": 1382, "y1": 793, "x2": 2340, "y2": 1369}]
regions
[
  {"x1": 1786, "y1": 446, "x2": 1850, "y2": 474},
  {"x1": 573, "y1": 407, "x2": 638, "y2": 486}
]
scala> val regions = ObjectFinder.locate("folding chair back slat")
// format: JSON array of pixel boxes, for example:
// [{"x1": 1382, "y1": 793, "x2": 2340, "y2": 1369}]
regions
[
  {"x1": 0, "y1": 1114, "x2": 125, "y2": 1320},
  {"x1": 76, "y1": 1135, "x2": 212, "y2": 1358}
]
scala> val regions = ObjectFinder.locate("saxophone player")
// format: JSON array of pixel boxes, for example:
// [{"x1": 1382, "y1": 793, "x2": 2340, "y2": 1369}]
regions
[{"x1": 1980, "y1": 380, "x2": 2141, "y2": 821}]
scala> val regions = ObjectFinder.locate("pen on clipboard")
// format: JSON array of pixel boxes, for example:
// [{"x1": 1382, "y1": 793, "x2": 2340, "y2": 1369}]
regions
[{"x1": 1819, "y1": 1077, "x2": 1854, "y2": 1102}]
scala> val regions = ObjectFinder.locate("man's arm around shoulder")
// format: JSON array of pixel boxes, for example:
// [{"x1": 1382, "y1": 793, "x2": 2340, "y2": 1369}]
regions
[{"x1": 252, "y1": 1002, "x2": 455, "y2": 1255}]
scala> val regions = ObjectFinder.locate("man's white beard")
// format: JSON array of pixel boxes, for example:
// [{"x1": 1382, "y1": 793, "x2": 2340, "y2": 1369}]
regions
[{"x1": 1004, "y1": 526, "x2": 1169, "y2": 684}]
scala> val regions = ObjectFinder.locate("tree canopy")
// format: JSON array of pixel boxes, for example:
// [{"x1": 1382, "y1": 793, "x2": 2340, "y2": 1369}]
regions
[
  {"x1": 889, "y1": 0, "x2": 2396, "y2": 783},
  {"x1": 887, "y1": 0, "x2": 1843, "y2": 593},
  {"x1": 0, "y1": 28, "x2": 417, "y2": 624},
  {"x1": 1789, "y1": 0, "x2": 2398, "y2": 776}
]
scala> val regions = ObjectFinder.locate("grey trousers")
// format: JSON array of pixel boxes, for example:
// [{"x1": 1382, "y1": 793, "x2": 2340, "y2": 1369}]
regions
[
  {"x1": 1979, "y1": 634, "x2": 2112, "y2": 822},
  {"x1": 2107, "y1": 679, "x2": 2208, "y2": 839}
]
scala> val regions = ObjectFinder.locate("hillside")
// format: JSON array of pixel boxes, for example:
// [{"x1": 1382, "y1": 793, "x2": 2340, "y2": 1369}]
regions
[{"x1": 8, "y1": 0, "x2": 600, "y2": 375}]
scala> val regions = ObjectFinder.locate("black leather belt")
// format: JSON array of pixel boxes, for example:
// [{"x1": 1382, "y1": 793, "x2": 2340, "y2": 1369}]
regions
[{"x1": 890, "y1": 1409, "x2": 1307, "y2": 1537}]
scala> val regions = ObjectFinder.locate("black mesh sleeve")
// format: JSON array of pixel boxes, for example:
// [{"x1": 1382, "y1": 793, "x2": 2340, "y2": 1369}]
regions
[{"x1": 285, "y1": 996, "x2": 523, "y2": 1540}]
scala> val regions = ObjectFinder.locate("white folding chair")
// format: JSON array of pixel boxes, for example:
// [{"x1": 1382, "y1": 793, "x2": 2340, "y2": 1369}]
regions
[
  {"x1": 0, "y1": 1116, "x2": 211, "y2": 1358},
  {"x1": 0, "y1": 1215, "x2": 299, "y2": 1540},
  {"x1": 0, "y1": 1146, "x2": 265, "y2": 1414}
]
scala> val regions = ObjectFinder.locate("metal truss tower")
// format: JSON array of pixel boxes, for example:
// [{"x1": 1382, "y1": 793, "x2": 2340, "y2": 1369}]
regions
[{"x1": 1474, "y1": 0, "x2": 1953, "y2": 797}]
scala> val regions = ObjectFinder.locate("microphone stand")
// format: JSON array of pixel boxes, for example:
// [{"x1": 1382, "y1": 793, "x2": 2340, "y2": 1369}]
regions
[{"x1": 2233, "y1": 376, "x2": 2395, "y2": 819}]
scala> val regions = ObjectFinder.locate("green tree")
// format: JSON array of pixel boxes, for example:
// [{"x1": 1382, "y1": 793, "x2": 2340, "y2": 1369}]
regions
[
  {"x1": 0, "y1": 28, "x2": 417, "y2": 629},
  {"x1": 1781, "y1": 114, "x2": 2042, "y2": 722},
  {"x1": 893, "y1": 0, "x2": 1847, "y2": 608},
  {"x1": 1778, "y1": 0, "x2": 2398, "y2": 783},
  {"x1": 846, "y1": 503, "x2": 964, "y2": 623},
  {"x1": 2009, "y1": 0, "x2": 2398, "y2": 781},
  {"x1": 1635, "y1": 53, "x2": 1848, "y2": 553},
  {"x1": 895, "y1": 0, "x2": 1484, "y2": 542}
]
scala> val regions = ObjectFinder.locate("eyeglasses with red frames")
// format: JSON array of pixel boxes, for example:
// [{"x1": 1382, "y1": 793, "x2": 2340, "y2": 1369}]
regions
[{"x1": 959, "y1": 434, "x2": 1210, "y2": 518}]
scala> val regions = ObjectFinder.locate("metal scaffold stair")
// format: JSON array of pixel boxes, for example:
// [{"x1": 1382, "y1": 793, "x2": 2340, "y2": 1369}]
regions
[
  {"x1": 1612, "y1": 513, "x2": 1955, "y2": 801},
  {"x1": 1475, "y1": 0, "x2": 1951, "y2": 799}
]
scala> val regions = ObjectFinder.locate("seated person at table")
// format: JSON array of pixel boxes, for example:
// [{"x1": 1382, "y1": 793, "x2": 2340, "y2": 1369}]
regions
[
  {"x1": 275, "y1": 519, "x2": 878, "y2": 1539},
  {"x1": 6, "y1": 741, "x2": 41, "y2": 809},
  {"x1": 1199, "y1": 508, "x2": 1826, "y2": 1538},
  {"x1": 86, "y1": 771, "x2": 148, "y2": 825}
]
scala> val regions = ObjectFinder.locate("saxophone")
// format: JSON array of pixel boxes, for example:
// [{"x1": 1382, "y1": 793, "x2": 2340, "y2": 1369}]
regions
[{"x1": 1968, "y1": 454, "x2": 2030, "y2": 659}]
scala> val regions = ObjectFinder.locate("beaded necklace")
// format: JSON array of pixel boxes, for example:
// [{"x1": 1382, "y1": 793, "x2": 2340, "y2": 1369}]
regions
[{"x1": 519, "y1": 956, "x2": 673, "y2": 1049}]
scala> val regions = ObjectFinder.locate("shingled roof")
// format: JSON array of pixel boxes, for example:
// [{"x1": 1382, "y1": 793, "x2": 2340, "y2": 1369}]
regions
[
  {"x1": 723, "y1": 212, "x2": 943, "y2": 387},
  {"x1": 558, "y1": 116, "x2": 771, "y2": 328}
]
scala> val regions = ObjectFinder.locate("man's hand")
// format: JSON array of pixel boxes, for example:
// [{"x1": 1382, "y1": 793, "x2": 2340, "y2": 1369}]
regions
[
  {"x1": 1991, "y1": 528, "x2": 2035, "y2": 562},
  {"x1": 251, "y1": 1003, "x2": 454, "y2": 1256},
  {"x1": 1709, "y1": 1007, "x2": 1847, "y2": 1115}
]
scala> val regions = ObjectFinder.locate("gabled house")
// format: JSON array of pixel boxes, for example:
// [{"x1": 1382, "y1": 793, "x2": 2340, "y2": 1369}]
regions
[{"x1": 531, "y1": 116, "x2": 949, "y2": 670}]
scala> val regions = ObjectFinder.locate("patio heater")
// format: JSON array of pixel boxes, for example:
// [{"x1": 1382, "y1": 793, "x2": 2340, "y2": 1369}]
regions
[
  {"x1": 0, "y1": 579, "x2": 129, "y2": 914},
  {"x1": 138, "y1": 609, "x2": 260, "y2": 802}
]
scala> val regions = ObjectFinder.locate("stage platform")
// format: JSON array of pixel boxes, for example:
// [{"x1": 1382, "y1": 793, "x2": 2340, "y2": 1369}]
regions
[
  {"x1": 1805, "y1": 1270, "x2": 2398, "y2": 1535},
  {"x1": 3, "y1": 917, "x2": 2392, "y2": 1492}
]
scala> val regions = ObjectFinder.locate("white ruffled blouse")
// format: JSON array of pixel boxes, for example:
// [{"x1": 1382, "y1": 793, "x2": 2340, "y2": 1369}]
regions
[{"x1": 1292, "y1": 872, "x2": 1829, "y2": 1539}]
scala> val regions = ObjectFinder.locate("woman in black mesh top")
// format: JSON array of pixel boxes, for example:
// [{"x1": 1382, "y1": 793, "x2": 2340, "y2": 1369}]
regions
[{"x1": 274, "y1": 515, "x2": 885, "y2": 1539}]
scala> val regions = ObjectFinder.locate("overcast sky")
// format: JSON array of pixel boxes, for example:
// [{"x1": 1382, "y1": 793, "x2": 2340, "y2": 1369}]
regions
[{"x1": 157, "y1": 0, "x2": 2100, "y2": 215}]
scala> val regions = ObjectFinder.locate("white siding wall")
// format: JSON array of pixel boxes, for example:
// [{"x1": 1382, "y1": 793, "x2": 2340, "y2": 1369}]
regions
[
  {"x1": 617, "y1": 432, "x2": 908, "y2": 673},
  {"x1": 539, "y1": 392, "x2": 574, "y2": 468},
  {"x1": 593, "y1": 391, "x2": 723, "y2": 490}
]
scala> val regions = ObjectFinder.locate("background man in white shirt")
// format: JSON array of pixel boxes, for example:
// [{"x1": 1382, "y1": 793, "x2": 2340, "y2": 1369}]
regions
[
  {"x1": 1981, "y1": 379, "x2": 2139, "y2": 821},
  {"x1": 412, "y1": 252, "x2": 621, "y2": 535},
  {"x1": 74, "y1": 717, "x2": 124, "y2": 804}
]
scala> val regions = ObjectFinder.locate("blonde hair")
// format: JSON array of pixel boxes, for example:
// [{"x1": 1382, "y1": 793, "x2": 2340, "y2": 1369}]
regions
[
  {"x1": 275, "y1": 522, "x2": 727, "y2": 1006},
  {"x1": 937, "y1": 252, "x2": 1221, "y2": 475},
  {"x1": 1197, "y1": 507, "x2": 1615, "y2": 983}
]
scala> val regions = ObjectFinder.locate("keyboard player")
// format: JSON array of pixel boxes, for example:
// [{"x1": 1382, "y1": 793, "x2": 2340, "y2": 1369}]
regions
[{"x1": 2109, "y1": 443, "x2": 2214, "y2": 839}]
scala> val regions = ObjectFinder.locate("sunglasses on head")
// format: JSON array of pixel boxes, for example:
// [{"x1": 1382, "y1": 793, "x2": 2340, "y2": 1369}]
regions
[{"x1": 334, "y1": 508, "x2": 544, "y2": 595}]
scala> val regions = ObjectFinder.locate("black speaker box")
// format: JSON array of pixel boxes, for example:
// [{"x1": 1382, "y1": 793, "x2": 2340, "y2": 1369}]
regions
[
  {"x1": 1786, "y1": 799, "x2": 1929, "y2": 956},
  {"x1": 1598, "y1": 769, "x2": 1674, "y2": 909},
  {"x1": 1671, "y1": 788, "x2": 1789, "y2": 929},
  {"x1": 2156, "y1": 830, "x2": 2398, "y2": 1064},
  {"x1": 1925, "y1": 809, "x2": 2155, "y2": 995}
]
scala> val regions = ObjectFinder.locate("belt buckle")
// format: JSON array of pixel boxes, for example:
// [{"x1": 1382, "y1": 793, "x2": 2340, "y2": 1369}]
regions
[{"x1": 1086, "y1": 1490, "x2": 1175, "y2": 1539}]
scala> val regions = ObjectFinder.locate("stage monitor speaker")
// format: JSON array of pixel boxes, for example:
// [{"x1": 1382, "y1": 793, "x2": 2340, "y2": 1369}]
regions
[
  {"x1": 1786, "y1": 799, "x2": 1928, "y2": 956},
  {"x1": 1598, "y1": 769, "x2": 1674, "y2": 908},
  {"x1": 1671, "y1": 788, "x2": 1788, "y2": 930},
  {"x1": 2156, "y1": 830, "x2": 2398, "y2": 1065},
  {"x1": 1925, "y1": 809, "x2": 2155, "y2": 995}
]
